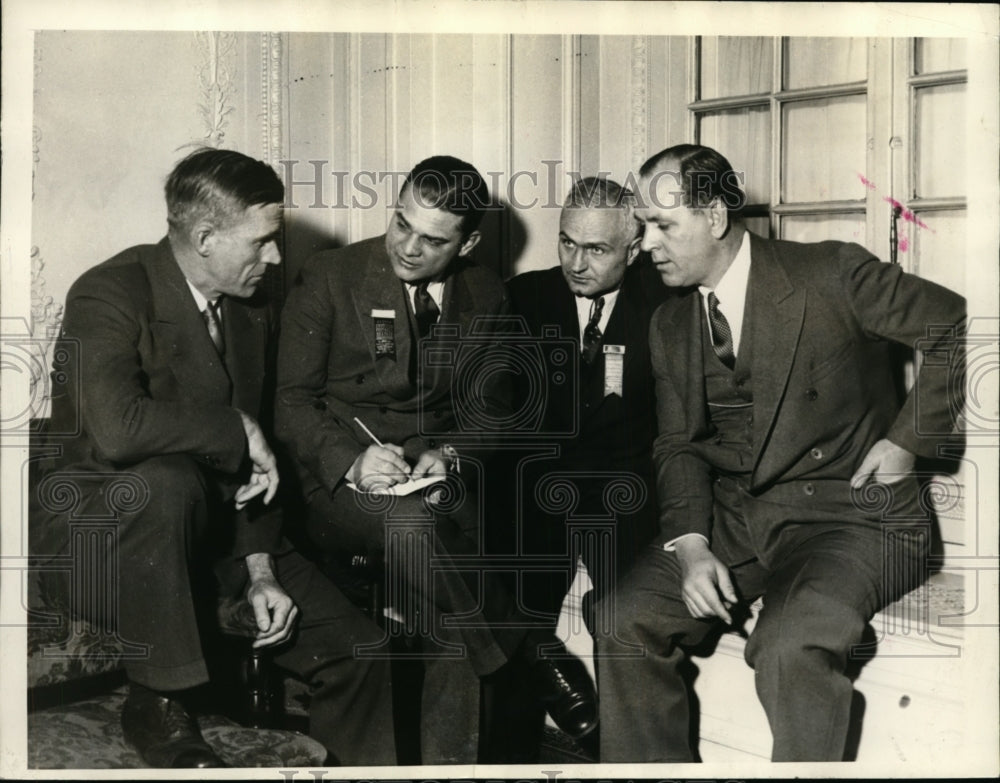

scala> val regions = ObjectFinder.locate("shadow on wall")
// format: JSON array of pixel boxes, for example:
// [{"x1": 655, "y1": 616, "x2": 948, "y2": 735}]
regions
[{"x1": 278, "y1": 195, "x2": 530, "y2": 296}]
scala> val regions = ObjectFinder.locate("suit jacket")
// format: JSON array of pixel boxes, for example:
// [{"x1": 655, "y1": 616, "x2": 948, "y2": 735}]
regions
[
  {"x1": 506, "y1": 259, "x2": 670, "y2": 557},
  {"x1": 650, "y1": 232, "x2": 966, "y2": 561},
  {"x1": 38, "y1": 238, "x2": 283, "y2": 558},
  {"x1": 275, "y1": 235, "x2": 509, "y2": 498},
  {"x1": 507, "y1": 259, "x2": 669, "y2": 469}
]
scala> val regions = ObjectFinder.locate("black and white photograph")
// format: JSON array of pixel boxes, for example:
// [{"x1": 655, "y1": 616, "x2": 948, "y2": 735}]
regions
[{"x1": 1, "y1": 1, "x2": 997, "y2": 779}]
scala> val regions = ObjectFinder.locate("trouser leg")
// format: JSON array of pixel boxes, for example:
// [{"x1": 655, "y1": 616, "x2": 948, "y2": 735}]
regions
[
  {"x1": 594, "y1": 545, "x2": 720, "y2": 762},
  {"x1": 306, "y1": 485, "x2": 519, "y2": 676},
  {"x1": 745, "y1": 522, "x2": 926, "y2": 761},
  {"x1": 65, "y1": 455, "x2": 214, "y2": 691},
  {"x1": 270, "y1": 549, "x2": 397, "y2": 766}
]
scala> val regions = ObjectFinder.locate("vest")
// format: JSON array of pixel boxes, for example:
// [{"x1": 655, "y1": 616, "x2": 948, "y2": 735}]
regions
[{"x1": 701, "y1": 296, "x2": 754, "y2": 478}]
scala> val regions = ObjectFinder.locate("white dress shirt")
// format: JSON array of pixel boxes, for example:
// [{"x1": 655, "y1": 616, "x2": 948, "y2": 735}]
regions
[{"x1": 698, "y1": 229, "x2": 751, "y2": 358}]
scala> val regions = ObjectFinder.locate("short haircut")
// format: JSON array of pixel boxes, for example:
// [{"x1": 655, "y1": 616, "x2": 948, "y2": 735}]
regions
[
  {"x1": 640, "y1": 143, "x2": 746, "y2": 218},
  {"x1": 401, "y1": 155, "x2": 490, "y2": 237},
  {"x1": 165, "y1": 148, "x2": 284, "y2": 233},
  {"x1": 563, "y1": 176, "x2": 640, "y2": 240}
]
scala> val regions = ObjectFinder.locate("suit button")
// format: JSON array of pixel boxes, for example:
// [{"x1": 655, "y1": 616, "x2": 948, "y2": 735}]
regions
[
  {"x1": 379, "y1": 406, "x2": 388, "y2": 414},
  {"x1": 356, "y1": 374, "x2": 365, "y2": 384},
  {"x1": 803, "y1": 482, "x2": 815, "y2": 496},
  {"x1": 805, "y1": 388, "x2": 818, "y2": 401},
  {"x1": 312, "y1": 399, "x2": 326, "y2": 411},
  {"x1": 811, "y1": 448, "x2": 823, "y2": 460}
]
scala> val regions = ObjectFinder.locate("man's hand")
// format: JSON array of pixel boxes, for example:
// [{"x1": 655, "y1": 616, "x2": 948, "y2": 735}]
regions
[
  {"x1": 410, "y1": 448, "x2": 451, "y2": 480},
  {"x1": 347, "y1": 443, "x2": 411, "y2": 491},
  {"x1": 850, "y1": 438, "x2": 916, "y2": 489},
  {"x1": 675, "y1": 536, "x2": 738, "y2": 625},
  {"x1": 245, "y1": 553, "x2": 298, "y2": 649},
  {"x1": 235, "y1": 411, "x2": 279, "y2": 509}
]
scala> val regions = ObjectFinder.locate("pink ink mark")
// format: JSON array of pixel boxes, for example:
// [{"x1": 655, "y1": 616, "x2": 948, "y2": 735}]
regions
[
  {"x1": 884, "y1": 197, "x2": 934, "y2": 232},
  {"x1": 858, "y1": 174, "x2": 877, "y2": 191},
  {"x1": 898, "y1": 235, "x2": 910, "y2": 252}
]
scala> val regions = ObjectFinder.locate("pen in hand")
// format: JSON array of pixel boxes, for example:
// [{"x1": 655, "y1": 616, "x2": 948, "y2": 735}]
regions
[
  {"x1": 353, "y1": 416, "x2": 384, "y2": 447},
  {"x1": 353, "y1": 416, "x2": 411, "y2": 482}
]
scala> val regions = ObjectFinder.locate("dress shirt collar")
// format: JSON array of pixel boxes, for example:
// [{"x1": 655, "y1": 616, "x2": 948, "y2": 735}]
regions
[
  {"x1": 185, "y1": 280, "x2": 221, "y2": 320},
  {"x1": 698, "y1": 229, "x2": 751, "y2": 355},
  {"x1": 405, "y1": 279, "x2": 445, "y2": 314},
  {"x1": 574, "y1": 288, "x2": 620, "y2": 348}
]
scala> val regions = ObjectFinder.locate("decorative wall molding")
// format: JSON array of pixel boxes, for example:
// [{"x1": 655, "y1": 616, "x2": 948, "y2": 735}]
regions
[
  {"x1": 260, "y1": 33, "x2": 283, "y2": 167},
  {"x1": 29, "y1": 246, "x2": 64, "y2": 401},
  {"x1": 195, "y1": 31, "x2": 237, "y2": 147},
  {"x1": 631, "y1": 35, "x2": 648, "y2": 170}
]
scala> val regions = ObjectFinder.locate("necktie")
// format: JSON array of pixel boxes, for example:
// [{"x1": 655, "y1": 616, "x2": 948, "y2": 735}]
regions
[
  {"x1": 707, "y1": 291, "x2": 735, "y2": 369},
  {"x1": 581, "y1": 296, "x2": 605, "y2": 364},
  {"x1": 203, "y1": 298, "x2": 225, "y2": 357},
  {"x1": 414, "y1": 282, "x2": 440, "y2": 339}
]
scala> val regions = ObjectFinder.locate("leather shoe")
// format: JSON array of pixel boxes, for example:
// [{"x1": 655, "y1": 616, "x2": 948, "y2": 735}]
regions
[
  {"x1": 528, "y1": 640, "x2": 599, "y2": 740},
  {"x1": 121, "y1": 683, "x2": 228, "y2": 768}
]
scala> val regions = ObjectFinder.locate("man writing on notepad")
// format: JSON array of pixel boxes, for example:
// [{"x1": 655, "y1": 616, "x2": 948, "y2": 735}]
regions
[{"x1": 275, "y1": 156, "x2": 597, "y2": 763}]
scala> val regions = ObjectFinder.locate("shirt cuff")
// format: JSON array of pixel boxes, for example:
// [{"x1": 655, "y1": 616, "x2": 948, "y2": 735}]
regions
[{"x1": 662, "y1": 532, "x2": 709, "y2": 552}]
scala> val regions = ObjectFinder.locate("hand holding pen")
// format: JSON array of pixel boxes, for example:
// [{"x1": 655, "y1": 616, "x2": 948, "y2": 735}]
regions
[{"x1": 347, "y1": 417, "x2": 411, "y2": 491}]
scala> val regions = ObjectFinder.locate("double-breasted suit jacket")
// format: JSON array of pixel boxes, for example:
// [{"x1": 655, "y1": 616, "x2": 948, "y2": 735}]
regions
[
  {"x1": 275, "y1": 234, "x2": 510, "y2": 500},
  {"x1": 650, "y1": 232, "x2": 966, "y2": 565}
]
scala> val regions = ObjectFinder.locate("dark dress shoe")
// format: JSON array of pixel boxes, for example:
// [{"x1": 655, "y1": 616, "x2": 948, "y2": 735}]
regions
[
  {"x1": 529, "y1": 642, "x2": 599, "y2": 740},
  {"x1": 121, "y1": 683, "x2": 228, "y2": 768}
]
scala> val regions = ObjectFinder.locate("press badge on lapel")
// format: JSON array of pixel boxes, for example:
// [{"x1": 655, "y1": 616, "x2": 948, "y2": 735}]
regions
[
  {"x1": 371, "y1": 309, "x2": 397, "y2": 360},
  {"x1": 603, "y1": 344, "x2": 625, "y2": 397}
]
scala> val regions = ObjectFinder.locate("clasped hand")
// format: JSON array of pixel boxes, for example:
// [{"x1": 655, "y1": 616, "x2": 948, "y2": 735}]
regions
[
  {"x1": 347, "y1": 444, "x2": 450, "y2": 492},
  {"x1": 245, "y1": 554, "x2": 298, "y2": 649}
]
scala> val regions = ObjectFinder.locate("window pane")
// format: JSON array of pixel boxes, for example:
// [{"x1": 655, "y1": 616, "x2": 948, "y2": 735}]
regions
[
  {"x1": 782, "y1": 95, "x2": 867, "y2": 203},
  {"x1": 698, "y1": 107, "x2": 771, "y2": 204},
  {"x1": 915, "y1": 84, "x2": 965, "y2": 199},
  {"x1": 784, "y1": 37, "x2": 866, "y2": 89},
  {"x1": 915, "y1": 38, "x2": 966, "y2": 74},
  {"x1": 700, "y1": 37, "x2": 773, "y2": 99},
  {"x1": 780, "y1": 214, "x2": 867, "y2": 245},
  {"x1": 908, "y1": 210, "x2": 966, "y2": 295}
]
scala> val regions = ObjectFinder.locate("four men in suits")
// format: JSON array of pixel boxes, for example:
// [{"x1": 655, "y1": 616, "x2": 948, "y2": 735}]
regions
[
  {"x1": 38, "y1": 141, "x2": 965, "y2": 766},
  {"x1": 594, "y1": 143, "x2": 966, "y2": 762},
  {"x1": 34, "y1": 149, "x2": 396, "y2": 767},
  {"x1": 274, "y1": 156, "x2": 596, "y2": 763}
]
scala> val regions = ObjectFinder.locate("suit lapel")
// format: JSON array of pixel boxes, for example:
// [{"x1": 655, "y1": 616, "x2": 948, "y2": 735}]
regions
[
  {"x1": 146, "y1": 240, "x2": 232, "y2": 404},
  {"x1": 748, "y1": 235, "x2": 805, "y2": 471},
  {"x1": 350, "y1": 242, "x2": 412, "y2": 392},
  {"x1": 655, "y1": 292, "x2": 705, "y2": 430}
]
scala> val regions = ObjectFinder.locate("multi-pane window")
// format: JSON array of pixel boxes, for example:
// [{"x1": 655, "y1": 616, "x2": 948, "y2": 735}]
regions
[
  {"x1": 689, "y1": 35, "x2": 967, "y2": 280},
  {"x1": 692, "y1": 36, "x2": 870, "y2": 245}
]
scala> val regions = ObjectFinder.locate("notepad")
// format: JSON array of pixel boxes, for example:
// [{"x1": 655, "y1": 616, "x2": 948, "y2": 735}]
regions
[{"x1": 346, "y1": 474, "x2": 446, "y2": 496}]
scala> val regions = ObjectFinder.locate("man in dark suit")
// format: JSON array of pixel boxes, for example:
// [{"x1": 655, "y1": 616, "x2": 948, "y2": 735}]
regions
[
  {"x1": 275, "y1": 156, "x2": 596, "y2": 764},
  {"x1": 595, "y1": 144, "x2": 965, "y2": 762},
  {"x1": 507, "y1": 176, "x2": 668, "y2": 637},
  {"x1": 34, "y1": 148, "x2": 395, "y2": 767}
]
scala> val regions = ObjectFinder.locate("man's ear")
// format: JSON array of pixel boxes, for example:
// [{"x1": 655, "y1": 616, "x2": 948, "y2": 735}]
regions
[
  {"x1": 191, "y1": 221, "x2": 218, "y2": 257},
  {"x1": 457, "y1": 230, "x2": 481, "y2": 258},
  {"x1": 706, "y1": 198, "x2": 730, "y2": 239},
  {"x1": 625, "y1": 235, "x2": 642, "y2": 266}
]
